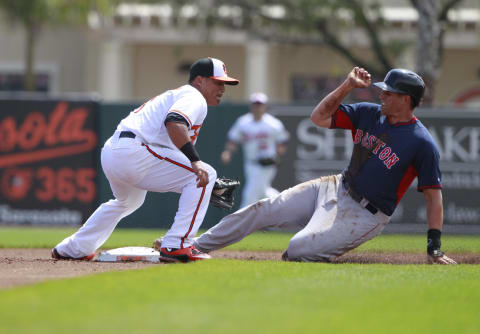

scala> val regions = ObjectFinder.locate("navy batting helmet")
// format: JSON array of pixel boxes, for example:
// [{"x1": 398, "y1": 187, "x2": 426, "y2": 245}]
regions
[{"x1": 374, "y1": 69, "x2": 425, "y2": 108}]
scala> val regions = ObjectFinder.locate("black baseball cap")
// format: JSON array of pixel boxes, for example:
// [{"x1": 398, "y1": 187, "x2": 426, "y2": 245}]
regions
[
  {"x1": 189, "y1": 57, "x2": 239, "y2": 85},
  {"x1": 374, "y1": 69, "x2": 425, "y2": 106}
]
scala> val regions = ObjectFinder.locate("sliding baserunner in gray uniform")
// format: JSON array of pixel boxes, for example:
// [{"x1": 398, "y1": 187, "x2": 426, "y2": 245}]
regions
[
  {"x1": 195, "y1": 174, "x2": 390, "y2": 262},
  {"x1": 193, "y1": 67, "x2": 456, "y2": 264}
]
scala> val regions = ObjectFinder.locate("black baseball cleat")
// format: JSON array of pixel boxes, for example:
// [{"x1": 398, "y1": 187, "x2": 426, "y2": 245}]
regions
[
  {"x1": 51, "y1": 248, "x2": 95, "y2": 261},
  {"x1": 159, "y1": 246, "x2": 211, "y2": 263},
  {"x1": 281, "y1": 250, "x2": 289, "y2": 261}
]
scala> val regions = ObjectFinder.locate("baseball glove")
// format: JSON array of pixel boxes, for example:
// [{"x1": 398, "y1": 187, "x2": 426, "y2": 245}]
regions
[
  {"x1": 210, "y1": 177, "x2": 240, "y2": 210},
  {"x1": 257, "y1": 157, "x2": 277, "y2": 166}
]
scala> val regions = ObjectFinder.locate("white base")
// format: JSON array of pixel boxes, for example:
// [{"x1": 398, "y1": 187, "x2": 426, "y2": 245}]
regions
[{"x1": 97, "y1": 247, "x2": 161, "y2": 263}]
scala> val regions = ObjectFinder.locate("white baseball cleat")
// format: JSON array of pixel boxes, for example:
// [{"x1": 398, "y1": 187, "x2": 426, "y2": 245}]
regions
[{"x1": 152, "y1": 238, "x2": 163, "y2": 251}]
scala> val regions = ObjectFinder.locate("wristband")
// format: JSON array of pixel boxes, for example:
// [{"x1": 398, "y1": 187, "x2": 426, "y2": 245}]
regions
[
  {"x1": 427, "y1": 229, "x2": 442, "y2": 256},
  {"x1": 180, "y1": 142, "x2": 200, "y2": 162}
]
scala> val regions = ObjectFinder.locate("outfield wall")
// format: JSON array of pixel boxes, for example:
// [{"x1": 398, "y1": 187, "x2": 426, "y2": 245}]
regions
[
  {"x1": 0, "y1": 94, "x2": 100, "y2": 227},
  {"x1": 1, "y1": 96, "x2": 479, "y2": 233}
]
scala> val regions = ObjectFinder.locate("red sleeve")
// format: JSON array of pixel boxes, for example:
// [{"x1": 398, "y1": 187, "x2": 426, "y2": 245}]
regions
[{"x1": 330, "y1": 109, "x2": 354, "y2": 130}]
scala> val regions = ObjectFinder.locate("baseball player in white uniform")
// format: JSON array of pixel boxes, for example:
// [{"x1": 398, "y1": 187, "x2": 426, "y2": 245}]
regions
[
  {"x1": 52, "y1": 57, "x2": 239, "y2": 263},
  {"x1": 221, "y1": 92, "x2": 289, "y2": 207}
]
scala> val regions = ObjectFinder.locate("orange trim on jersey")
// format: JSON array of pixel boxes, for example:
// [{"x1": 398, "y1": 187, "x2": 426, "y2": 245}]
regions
[
  {"x1": 190, "y1": 124, "x2": 202, "y2": 142},
  {"x1": 142, "y1": 142, "x2": 195, "y2": 172},
  {"x1": 134, "y1": 95, "x2": 158, "y2": 113},
  {"x1": 169, "y1": 110, "x2": 193, "y2": 129},
  {"x1": 142, "y1": 143, "x2": 206, "y2": 249},
  {"x1": 134, "y1": 101, "x2": 147, "y2": 113},
  {"x1": 181, "y1": 186, "x2": 206, "y2": 248}
]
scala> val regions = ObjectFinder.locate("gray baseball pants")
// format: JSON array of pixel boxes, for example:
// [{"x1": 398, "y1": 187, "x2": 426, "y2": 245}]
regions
[{"x1": 194, "y1": 174, "x2": 390, "y2": 262}]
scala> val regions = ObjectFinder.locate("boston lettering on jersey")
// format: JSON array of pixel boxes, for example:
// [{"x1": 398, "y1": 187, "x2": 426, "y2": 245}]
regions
[
  {"x1": 332, "y1": 102, "x2": 442, "y2": 216},
  {"x1": 353, "y1": 129, "x2": 400, "y2": 169}
]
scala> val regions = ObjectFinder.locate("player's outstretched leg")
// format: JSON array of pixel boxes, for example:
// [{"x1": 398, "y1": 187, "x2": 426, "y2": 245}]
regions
[
  {"x1": 158, "y1": 163, "x2": 217, "y2": 262},
  {"x1": 194, "y1": 177, "x2": 323, "y2": 253},
  {"x1": 54, "y1": 138, "x2": 148, "y2": 259},
  {"x1": 54, "y1": 184, "x2": 147, "y2": 259}
]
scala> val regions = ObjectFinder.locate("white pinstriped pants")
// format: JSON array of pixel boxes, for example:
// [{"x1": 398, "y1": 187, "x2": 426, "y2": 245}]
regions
[{"x1": 55, "y1": 130, "x2": 216, "y2": 258}]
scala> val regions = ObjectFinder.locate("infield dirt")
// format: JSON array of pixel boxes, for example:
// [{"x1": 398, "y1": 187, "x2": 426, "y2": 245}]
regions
[{"x1": 1, "y1": 248, "x2": 478, "y2": 289}]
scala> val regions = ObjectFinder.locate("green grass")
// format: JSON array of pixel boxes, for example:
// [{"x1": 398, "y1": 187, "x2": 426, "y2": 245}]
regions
[
  {"x1": 0, "y1": 227, "x2": 479, "y2": 334},
  {"x1": 0, "y1": 260, "x2": 479, "y2": 334},
  {"x1": 0, "y1": 226, "x2": 167, "y2": 249},
  {"x1": 0, "y1": 226, "x2": 479, "y2": 253}
]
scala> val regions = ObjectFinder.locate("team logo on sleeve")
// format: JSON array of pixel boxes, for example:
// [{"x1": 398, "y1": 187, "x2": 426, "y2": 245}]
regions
[
  {"x1": 353, "y1": 129, "x2": 399, "y2": 169},
  {"x1": 190, "y1": 125, "x2": 202, "y2": 143}
]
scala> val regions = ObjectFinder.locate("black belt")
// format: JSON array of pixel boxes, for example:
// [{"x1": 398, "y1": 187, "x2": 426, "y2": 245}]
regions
[
  {"x1": 119, "y1": 131, "x2": 136, "y2": 139},
  {"x1": 342, "y1": 178, "x2": 378, "y2": 215}
]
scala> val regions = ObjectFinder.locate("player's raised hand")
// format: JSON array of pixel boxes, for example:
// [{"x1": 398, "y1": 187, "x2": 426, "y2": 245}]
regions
[
  {"x1": 347, "y1": 67, "x2": 371, "y2": 89},
  {"x1": 191, "y1": 160, "x2": 209, "y2": 188}
]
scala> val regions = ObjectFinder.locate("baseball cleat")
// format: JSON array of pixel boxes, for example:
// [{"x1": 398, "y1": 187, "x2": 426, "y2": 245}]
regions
[
  {"x1": 152, "y1": 238, "x2": 163, "y2": 251},
  {"x1": 281, "y1": 250, "x2": 289, "y2": 261},
  {"x1": 51, "y1": 248, "x2": 95, "y2": 261},
  {"x1": 159, "y1": 246, "x2": 211, "y2": 263}
]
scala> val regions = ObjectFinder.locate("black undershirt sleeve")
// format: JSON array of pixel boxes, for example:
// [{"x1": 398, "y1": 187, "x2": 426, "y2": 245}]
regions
[{"x1": 164, "y1": 113, "x2": 189, "y2": 128}]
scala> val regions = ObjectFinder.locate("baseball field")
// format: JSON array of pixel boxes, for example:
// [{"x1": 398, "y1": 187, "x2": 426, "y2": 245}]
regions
[{"x1": 1, "y1": 227, "x2": 479, "y2": 334}]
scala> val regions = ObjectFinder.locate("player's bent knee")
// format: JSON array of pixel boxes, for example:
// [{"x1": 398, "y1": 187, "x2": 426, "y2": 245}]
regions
[
  {"x1": 127, "y1": 196, "x2": 146, "y2": 211},
  {"x1": 110, "y1": 195, "x2": 145, "y2": 213}
]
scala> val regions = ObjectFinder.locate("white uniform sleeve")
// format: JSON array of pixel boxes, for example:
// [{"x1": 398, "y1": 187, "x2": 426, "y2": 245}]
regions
[
  {"x1": 274, "y1": 120, "x2": 289, "y2": 143},
  {"x1": 168, "y1": 91, "x2": 206, "y2": 129},
  {"x1": 227, "y1": 119, "x2": 243, "y2": 143}
]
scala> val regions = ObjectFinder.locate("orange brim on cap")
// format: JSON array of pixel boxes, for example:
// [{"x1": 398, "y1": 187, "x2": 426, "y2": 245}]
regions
[
  {"x1": 211, "y1": 76, "x2": 239, "y2": 85},
  {"x1": 210, "y1": 58, "x2": 239, "y2": 85}
]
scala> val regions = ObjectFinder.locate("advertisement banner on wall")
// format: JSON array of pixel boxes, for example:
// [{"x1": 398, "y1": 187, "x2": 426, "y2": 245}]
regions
[
  {"x1": 272, "y1": 106, "x2": 480, "y2": 226},
  {"x1": 0, "y1": 96, "x2": 99, "y2": 226}
]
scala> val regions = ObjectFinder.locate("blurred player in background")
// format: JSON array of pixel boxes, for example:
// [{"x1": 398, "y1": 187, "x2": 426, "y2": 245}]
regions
[{"x1": 221, "y1": 92, "x2": 289, "y2": 207}]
